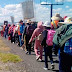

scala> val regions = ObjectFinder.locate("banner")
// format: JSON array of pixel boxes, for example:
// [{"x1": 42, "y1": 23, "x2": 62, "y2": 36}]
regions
[
  {"x1": 10, "y1": 16, "x2": 14, "y2": 24},
  {"x1": 21, "y1": 0, "x2": 34, "y2": 19}
]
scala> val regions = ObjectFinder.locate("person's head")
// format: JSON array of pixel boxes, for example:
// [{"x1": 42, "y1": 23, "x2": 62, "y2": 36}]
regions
[
  {"x1": 19, "y1": 20, "x2": 23, "y2": 25},
  {"x1": 37, "y1": 21, "x2": 43, "y2": 29},
  {"x1": 63, "y1": 16, "x2": 67, "y2": 21},
  {"x1": 51, "y1": 13, "x2": 63, "y2": 21},
  {"x1": 42, "y1": 21, "x2": 51, "y2": 30},
  {"x1": 58, "y1": 17, "x2": 72, "y2": 26},
  {"x1": 26, "y1": 20, "x2": 31, "y2": 24}
]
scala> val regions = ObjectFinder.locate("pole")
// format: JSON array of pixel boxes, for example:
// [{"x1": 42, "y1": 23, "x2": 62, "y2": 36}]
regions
[
  {"x1": 50, "y1": 4, "x2": 52, "y2": 23},
  {"x1": 40, "y1": 1, "x2": 64, "y2": 23}
]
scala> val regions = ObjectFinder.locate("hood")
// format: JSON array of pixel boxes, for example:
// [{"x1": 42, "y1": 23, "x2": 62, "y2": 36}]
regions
[{"x1": 37, "y1": 21, "x2": 43, "y2": 29}]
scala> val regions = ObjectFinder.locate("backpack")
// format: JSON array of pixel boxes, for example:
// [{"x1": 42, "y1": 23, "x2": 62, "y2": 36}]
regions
[
  {"x1": 5, "y1": 26, "x2": 8, "y2": 32},
  {"x1": 46, "y1": 30, "x2": 56, "y2": 46},
  {"x1": 64, "y1": 38, "x2": 72, "y2": 55},
  {"x1": 37, "y1": 32, "x2": 43, "y2": 42},
  {"x1": 53, "y1": 24, "x2": 72, "y2": 47},
  {"x1": 26, "y1": 25, "x2": 34, "y2": 36}
]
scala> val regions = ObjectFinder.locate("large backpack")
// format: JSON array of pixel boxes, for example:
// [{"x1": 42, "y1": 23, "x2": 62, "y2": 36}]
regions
[
  {"x1": 37, "y1": 32, "x2": 43, "y2": 42},
  {"x1": 53, "y1": 24, "x2": 72, "y2": 47},
  {"x1": 26, "y1": 25, "x2": 35, "y2": 36},
  {"x1": 46, "y1": 30, "x2": 56, "y2": 46},
  {"x1": 64, "y1": 38, "x2": 72, "y2": 55}
]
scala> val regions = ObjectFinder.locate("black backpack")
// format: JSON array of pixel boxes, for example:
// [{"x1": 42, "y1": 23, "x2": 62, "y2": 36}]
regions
[{"x1": 26, "y1": 25, "x2": 35, "y2": 36}]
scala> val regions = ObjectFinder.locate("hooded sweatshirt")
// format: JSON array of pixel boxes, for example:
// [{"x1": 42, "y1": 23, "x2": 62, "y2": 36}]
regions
[{"x1": 29, "y1": 21, "x2": 43, "y2": 43}]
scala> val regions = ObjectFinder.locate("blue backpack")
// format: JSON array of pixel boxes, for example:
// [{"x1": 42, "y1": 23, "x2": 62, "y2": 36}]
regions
[{"x1": 64, "y1": 38, "x2": 72, "y2": 55}]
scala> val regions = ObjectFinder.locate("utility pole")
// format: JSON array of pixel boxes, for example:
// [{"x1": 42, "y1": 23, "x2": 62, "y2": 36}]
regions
[{"x1": 40, "y1": 0, "x2": 64, "y2": 23}]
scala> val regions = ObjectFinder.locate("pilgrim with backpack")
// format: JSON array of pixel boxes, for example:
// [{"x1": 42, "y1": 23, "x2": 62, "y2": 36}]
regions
[
  {"x1": 22, "y1": 20, "x2": 35, "y2": 54},
  {"x1": 53, "y1": 17, "x2": 72, "y2": 72},
  {"x1": 41, "y1": 21, "x2": 55, "y2": 70}
]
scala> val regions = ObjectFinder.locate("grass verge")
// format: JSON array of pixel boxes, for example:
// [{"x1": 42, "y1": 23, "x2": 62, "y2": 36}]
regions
[
  {"x1": 0, "y1": 52, "x2": 22, "y2": 63},
  {"x1": 0, "y1": 38, "x2": 22, "y2": 63}
]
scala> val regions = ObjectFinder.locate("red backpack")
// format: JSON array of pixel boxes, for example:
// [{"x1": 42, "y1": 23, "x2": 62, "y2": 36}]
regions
[{"x1": 46, "y1": 30, "x2": 56, "y2": 46}]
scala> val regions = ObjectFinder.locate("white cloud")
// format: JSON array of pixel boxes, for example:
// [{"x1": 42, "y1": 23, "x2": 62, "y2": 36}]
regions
[
  {"x1": 67, "y1": 0, "x2": 72, "y2": 2},
  {"x1": 53, "y1": 8, "x2": 62, "y2": 12},
  {"x1": 40, "y1": 2, "x2": 51, "y2": 4},
  {"x1": 69, "y1": 9, "x2": 72, "y2": 11},
  {"x1": 55, "y1": 0, "x2": 63, "y2": 2},
  {"x1": 4, "y1": 4, "x2": 16, "y2": 10},
  {"x1": 41, "y1": 2, "x2": 48, "y2": 4},
  {"x1": 0, "y1": 3, "x2": 72, "y2": 23},
  {"x1": 0, "y1": 4, "x2": 23, "y2": 23},
  {"x1": 34, "y1": 4, "x2": 50, "y2": 22},
  {"x1": 66, "y1": 6, "x2": 69, "y2": 8}
]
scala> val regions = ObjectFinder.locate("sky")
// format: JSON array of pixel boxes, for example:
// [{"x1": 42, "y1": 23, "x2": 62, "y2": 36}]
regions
[{"x1": 0, "y1": 0, "x2": 72, "y2": 23}]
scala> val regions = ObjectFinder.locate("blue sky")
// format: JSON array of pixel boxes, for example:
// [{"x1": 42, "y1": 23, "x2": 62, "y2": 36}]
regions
[{"x1": 0, "y1": 0, "x2": 72, "y2": 23}]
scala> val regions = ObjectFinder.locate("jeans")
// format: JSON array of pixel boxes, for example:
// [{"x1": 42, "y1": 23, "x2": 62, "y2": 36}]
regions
[
  {"x1": 26, "y1": 35, "x2": 31, "y2": 54},
  {"x1": 44, "y1": 46, "x2": 53, "y2": 68},
  {"x1": 19, "y1": 35, "x2": 22, "y2": 47}
]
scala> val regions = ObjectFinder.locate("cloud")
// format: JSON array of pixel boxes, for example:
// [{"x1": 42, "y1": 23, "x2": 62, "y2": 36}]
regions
[
  {"x1": 53, "y1": 8, "x2": 62, "y2": 12},
  {"x1": 40, "y1": 2, "x2": 51, "y2": 4},
  {"x1": 34, "y1": 4, "x2": 50, "y2": 22},
  {"x1": 4, "y1": 4, "x2": 17, "y2": 10},
  {"x1": 0, "y1": 3, "x2": 71, "y2": 23},
  {"x1": 55, "y1": 0, "x2": 63, "y2": 2},
  {"x1": 66, "y1": 6, "x2": 69, "y2": 8},
  {"x1": 0, "y1": 4, "x2": 23, "y2": 23},
  {"x1": 66, "y1": 0, "x2": 72, "y2": 2},
  {"x1": 69, "y1": 9, "x2": 72, "y2": 11}
]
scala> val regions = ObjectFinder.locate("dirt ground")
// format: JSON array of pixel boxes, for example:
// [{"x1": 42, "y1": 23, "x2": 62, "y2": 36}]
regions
[
  {"x1": 0, "y1": 36, "x2": 59, "y2": 72},
  {"x1": 0, "y1": 37, "x2": 29, "y2": 72}
]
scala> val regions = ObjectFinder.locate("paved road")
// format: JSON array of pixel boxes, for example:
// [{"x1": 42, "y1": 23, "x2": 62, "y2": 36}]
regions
[{"x1": 2, "y1": 37, "x2": 59, "y2": 72}]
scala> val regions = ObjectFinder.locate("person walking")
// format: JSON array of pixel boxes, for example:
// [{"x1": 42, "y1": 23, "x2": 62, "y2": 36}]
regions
[
  {"x1": 18, "y1": 20, "x2": 24, "y2": 47},
  {"x1": 29, "y1": 21, "x2": 43, "y2": 61},
  {"x1": 41, "y1": 21, "x2": 54, "y2": 70}
]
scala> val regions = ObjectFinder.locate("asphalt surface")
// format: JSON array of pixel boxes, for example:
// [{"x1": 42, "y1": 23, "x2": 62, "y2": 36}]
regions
[{"x1": 2, "y1": 36, "x2": 59, "y2": 72}]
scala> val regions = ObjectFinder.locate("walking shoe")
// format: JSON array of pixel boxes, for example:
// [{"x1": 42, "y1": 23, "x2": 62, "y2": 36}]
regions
[
  {"x1": 25, "y1": 51, "x2": 28, "y2": 54},
  {"x1": 20, "y1": 47, "x2": 24, "y2": 50},
  {"x1": 51, "y1": 63, "x2": 54, "y2": 69},
  {"x1": 43, "y1": 67, "x2": 48, "y2": 70},
  {"x1": 38, "y1": 58, "x2": 42, "y2": 62},
  {"x1": 36, "y1": 55, "x2": 40, "y2": 60}
]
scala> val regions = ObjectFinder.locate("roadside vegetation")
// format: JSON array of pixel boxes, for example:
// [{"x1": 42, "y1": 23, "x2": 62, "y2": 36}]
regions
[{"x1": 0, "y1": 38, "x2": 22, "y2": 63}]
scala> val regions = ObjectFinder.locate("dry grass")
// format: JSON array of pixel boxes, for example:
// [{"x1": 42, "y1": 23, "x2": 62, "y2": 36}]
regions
[
  {"x1": 0, "y1": 38, "x2": 22, "y2": 63},
  {"x1": 0, "y1": 38, "x2": 10, "y2": 52}
]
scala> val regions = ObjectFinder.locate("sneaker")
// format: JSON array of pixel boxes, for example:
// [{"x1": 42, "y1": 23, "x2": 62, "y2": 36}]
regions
[
  {"x1": 13, "y1": 42, "x2": 14, "y2": 44},
  {"x1": 36, "y1": 55, "x2": 40, "y2": 60},
  {"x1": 20, "y1": 47, "x2": 23, "y2": 50},
  {"x1": 43, "y1": 67, "x2": 48, "y2": 70},
  {"x1": 51, "y1": 63, "x2": 54, "y2": 69},
  {"x1": 25, "y1": 51, "x2": 28, "y2": 54},
  {"x1": 38, "y1": 58, "x2": 42, "y2": 62}
]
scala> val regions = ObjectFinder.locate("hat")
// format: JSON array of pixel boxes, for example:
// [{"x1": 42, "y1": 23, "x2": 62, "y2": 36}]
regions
[
  {"x1": 19, "y1": 20, "x2": 23, "y2": 23},
  {"x1": 42, "y1": 21, "x2": 51, "y2": 27},
  {"x1": 64, "y1": 16, "x2": 67, "y2": 21},
  {"x1": 58, "y1": 17, "x2": 72, "y2": 26},
  {"x1": 51, "y1": 13, "x2": 63, "y2": 21},
  {"x1": 26, "y1": 20, "x2": 31, "y2": 23}
]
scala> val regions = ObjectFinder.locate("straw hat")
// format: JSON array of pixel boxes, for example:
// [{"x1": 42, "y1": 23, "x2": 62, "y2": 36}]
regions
[
  {"x1": 58, "y1": 17, "x2": 72, "y2": 26},
  {"x1": 42, "y1": 21, "x2": 51, "y2": 27},
  {"x1": 26, "y1": 20, "x2": 31, "y2": 23},
  {"x1": 51, "y1": 13, "x2": 63, "y2": 21}
]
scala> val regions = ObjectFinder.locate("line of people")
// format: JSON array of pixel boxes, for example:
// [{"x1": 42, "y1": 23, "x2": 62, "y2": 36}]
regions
[{"x1": 0, "y1": 13, "x2": 72, "y2": 72}]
